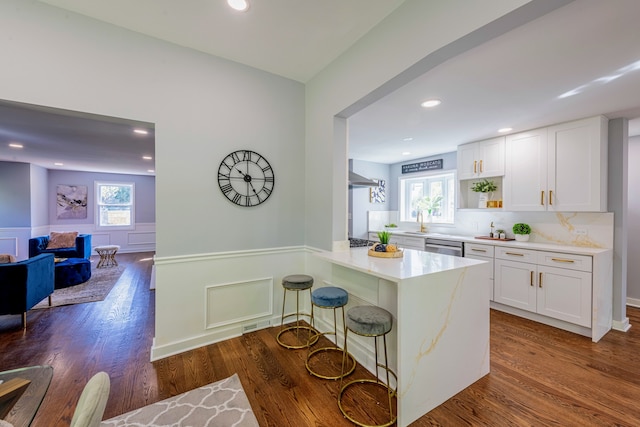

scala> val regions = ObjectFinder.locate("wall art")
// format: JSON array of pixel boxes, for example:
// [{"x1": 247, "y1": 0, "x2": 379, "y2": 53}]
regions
[
  {"x1": 370, "y1": 179, "x2": 385, "y2": 203},
  {"x1": 57, "y1": 184, "x2": 88, "y2": 219}
]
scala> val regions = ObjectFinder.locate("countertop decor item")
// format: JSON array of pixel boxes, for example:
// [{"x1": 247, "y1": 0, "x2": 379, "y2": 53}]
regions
[
  {"x1": 512, "y1": 223, "x2": 531, "y2": 241},
  {"x1": 368, "y1": 243, "x2": 403, "y2": 258},
  {"x1": 218, "y1": 150, "x2": 274, "y2": 207}
]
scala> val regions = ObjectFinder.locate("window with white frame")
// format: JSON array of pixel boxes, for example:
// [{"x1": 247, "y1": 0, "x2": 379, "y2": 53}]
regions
[
  {"x1": 95, "y1": 181, "x2": 135, "y2": 229},
  {"x1": 399, "y1": 171, "x2": 455, "y2": 224}
]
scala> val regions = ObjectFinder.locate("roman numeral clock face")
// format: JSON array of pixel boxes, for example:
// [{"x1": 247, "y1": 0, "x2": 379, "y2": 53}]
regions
[{"x1": 217, "y1": 150, "x2": 274, "y2": 207}]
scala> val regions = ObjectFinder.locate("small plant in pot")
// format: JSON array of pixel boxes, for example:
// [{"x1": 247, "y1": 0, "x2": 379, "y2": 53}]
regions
[
  {"x1": 470, "y1": 179, "x2": 497, "y2": 208},
  {"x1": 512, "y1": 223, "x2": 531, "y2": 242},
  {"x1": 375, "y1": 231, "x2": 390, "y2": 251}
]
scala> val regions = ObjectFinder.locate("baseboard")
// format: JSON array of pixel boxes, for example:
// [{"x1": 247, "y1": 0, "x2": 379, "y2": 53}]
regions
[
  {"x1": 612, "y1": 317, "x2": 631, "y2": 332},
  {"x1": 626, "y1": 297, "x2": 640, "y2": 308}
]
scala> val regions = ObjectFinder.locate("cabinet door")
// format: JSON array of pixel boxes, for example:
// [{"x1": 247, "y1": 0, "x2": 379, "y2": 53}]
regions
[
  {"x1": 547, "y1": 116, "x2": 607, "y2": 212},
  {"x1": 494, "y1": 259, "x2": 537, "y2": 312},
  {"x1": 478, "y1": 137, "x2": 505, "y2": 177},
  {"x1": 537, "y1": 265, "x2": 591, "y2": 327},
  {"x1": 504, "y1": 128, "x2": 547, "y2": 211},
  {"x1": 457, "y1": 142, "x2": 479, "y2": 180}
]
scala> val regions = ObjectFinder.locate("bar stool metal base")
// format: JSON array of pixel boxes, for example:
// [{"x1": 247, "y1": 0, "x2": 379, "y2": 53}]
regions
[
  {"x1": 306, "y1": 346, "x2": 356, "y2": 380},
  {"x1": 277, "y1": 323, "x2": 318, "y2": 349},
  {"x1": 338, "y1": 373, "x2": 398, "y2": 427}
]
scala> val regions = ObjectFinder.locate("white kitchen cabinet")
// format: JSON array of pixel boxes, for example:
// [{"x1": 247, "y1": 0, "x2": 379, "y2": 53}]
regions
[
  {"x1": 457, "y1": 136, "x2": 505, "y2": 180},
  {"x1": 464, "y1": 242, "x2": 494, "y2": 300},
  {"x1": 504, "y1": 116, "x2": 608, "y2": 212},
  {"x1": 494, "y1": 247, "x2": 592, "y2": 328}
]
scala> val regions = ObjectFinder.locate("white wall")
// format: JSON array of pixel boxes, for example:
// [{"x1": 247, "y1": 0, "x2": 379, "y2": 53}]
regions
[
  {"x1": 0, "y1": 0, "x2": 305, "y2": 357},
  {"x1": 628, "y1": 136, "x2": 640, "y2": 304}
]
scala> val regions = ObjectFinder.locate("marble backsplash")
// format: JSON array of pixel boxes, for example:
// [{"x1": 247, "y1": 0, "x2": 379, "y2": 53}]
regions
[{"x1": 369, "y1": 210, "x2": 614, "y2": 249}]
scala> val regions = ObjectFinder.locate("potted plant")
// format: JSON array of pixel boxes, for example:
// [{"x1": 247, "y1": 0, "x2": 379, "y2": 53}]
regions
[
  {"x1": 470, "y1": 179, "x2": 498, "y2": 208},
  {"x1": 512, "y1": 223, "x2": 531, "y2": 242}
]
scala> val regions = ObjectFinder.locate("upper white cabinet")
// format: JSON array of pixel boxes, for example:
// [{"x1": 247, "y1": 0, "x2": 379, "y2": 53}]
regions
[
  {"x1": 457, "y1": 136, "x2": 505, "y2": 180},
  {"x1": 504, "y1": 116, "x2": 608, "y2": 212}
]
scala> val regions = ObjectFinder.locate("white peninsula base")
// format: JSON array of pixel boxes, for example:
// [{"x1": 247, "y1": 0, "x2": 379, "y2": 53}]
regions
[{"x1": 313, "y1": 247, "x2": 491, "y2": 426}]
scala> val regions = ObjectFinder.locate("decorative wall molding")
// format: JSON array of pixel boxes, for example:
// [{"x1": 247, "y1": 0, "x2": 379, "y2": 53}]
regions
[{"x1": 205, "y1": 278, "x2": 273, "y2": 329}]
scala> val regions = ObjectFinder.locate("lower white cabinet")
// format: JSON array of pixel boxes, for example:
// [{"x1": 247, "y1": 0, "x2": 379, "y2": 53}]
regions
[
  {"x1": 464, "y1": 242, "x2": 494, "y2": 300},
  {"x1": 494, "y1": 247, "x2": 592, "y2": 328}
]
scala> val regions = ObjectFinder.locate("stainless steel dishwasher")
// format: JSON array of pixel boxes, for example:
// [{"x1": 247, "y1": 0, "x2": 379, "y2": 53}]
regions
[{"x1": 424, "y1": 237, "x2": 464, "y2": 257}]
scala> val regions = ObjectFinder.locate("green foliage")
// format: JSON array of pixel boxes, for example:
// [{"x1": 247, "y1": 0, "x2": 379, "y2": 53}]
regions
[
  {"x1": 384, "y1": 223, "x2": 398, "y2": 228},
  {"x1": 470, "y1": 179, "x2": 497, "y2": 193},
  {"x1": 377, "y1": 230, "x2": 391, "y2": 244},
  {"x1": 512, "y1": 223, "x2": 531, "y2": 235},
  {"x1": 416, "y1": 195, "x2": 443, "y2": 215}
]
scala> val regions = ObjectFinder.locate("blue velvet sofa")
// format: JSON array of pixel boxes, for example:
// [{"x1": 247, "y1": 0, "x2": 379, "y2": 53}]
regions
[
  {"x1": 0, "y1": 253, "x2": 55, "y2": 328},
  {"x1": 29, "y1": 234, "x2": 92, "y2": 259}
]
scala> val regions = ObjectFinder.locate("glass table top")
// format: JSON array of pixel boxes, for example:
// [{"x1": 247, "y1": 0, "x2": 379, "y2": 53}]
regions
[{"x1": 0, "y1": 365, "x2": 53, "y2": 427}]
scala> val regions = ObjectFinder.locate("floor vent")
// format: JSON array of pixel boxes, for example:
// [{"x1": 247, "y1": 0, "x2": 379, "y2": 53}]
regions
[{"x1": 243, "y1": 320, "x2": 271, "y2": 334}]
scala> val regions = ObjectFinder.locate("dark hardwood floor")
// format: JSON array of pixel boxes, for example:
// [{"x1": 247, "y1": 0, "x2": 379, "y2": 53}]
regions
[{"x1": 1, "y1": 252, "x2": 639, "y2": 426}]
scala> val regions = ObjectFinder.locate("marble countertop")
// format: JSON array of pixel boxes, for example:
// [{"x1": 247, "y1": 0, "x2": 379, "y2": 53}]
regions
[
  {"x1": 369, "y1": 230, "x2": 611, "y2": 256},
  {"x1": 314, "y1": 247, "x2": 485, "y2": 282}
]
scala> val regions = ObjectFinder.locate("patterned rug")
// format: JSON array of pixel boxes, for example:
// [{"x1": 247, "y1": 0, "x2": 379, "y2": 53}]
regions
[
  {"x1": 100, "y1": 374, "x2": 259, "y2": 427},
  {"x1": 33, "y1": 263, "x2": 125, "y2": 308}
]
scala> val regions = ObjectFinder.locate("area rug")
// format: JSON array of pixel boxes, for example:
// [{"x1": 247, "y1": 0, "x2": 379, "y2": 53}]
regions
[
  {"x1": 33, "y1": 264, "x2": 125, "y2": 309},
  {"x1": 100, "y1": 373, "x2": 259, "y2": 427}
]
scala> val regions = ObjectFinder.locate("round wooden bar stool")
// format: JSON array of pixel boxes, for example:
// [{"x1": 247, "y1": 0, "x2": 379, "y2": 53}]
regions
[
  {"x1": 305, "y1": 286, "x2": 356, "y2": 380},
  {"x1": 338, "y1": 305, "x2": 397, "y2": 427},
  {"x1": 276, "y1": 274, "x2": 318, "y2": 349}
]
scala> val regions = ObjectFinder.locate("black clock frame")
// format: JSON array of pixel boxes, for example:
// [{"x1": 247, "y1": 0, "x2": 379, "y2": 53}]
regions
[{"x1": 217, "y1": 150, "x2": 274, "y2": 207}]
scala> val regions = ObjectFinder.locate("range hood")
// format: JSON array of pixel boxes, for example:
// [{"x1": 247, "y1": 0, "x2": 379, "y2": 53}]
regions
[{"x1": 349, "y1": 171, "x2": 378, "y2": 187}]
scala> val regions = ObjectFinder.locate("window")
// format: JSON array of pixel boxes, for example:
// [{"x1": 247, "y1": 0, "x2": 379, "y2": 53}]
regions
[
  {"x1": 400, "y1": 171, "x2": 455, "y2": 224},
  {"x1": 95, "y1": 181, "x2": 135, "y2": 229}
]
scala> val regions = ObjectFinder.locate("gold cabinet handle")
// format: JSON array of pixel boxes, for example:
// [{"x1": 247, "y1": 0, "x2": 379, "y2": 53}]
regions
[
  {"x1": 479, "y1": 159, "x2": 483, "y2": 173},
  {"x1": 551, "y1": 258, "x2": 575, "y2": 263},
  {"x1": 530, "y1": 271, "x2": 534, "y2": 286},
  {"x1": 473, "y1": 160, "x2": 477, "y2": 174},
  {"x1": 541, "y1": 190, "x2": 545, "y2": 206},
  {"x1": 549, "y1": 190, "x2": 553, "y2": 206},
  {"x1": 471, "y1": 248, "x2": 487, "y2": 253},
  {"x1": 539, "y1": 272, "x2": 543, "y2": 288},
  {"x1": 505, "y1": 252, "x2": 524, "y2": 256}
]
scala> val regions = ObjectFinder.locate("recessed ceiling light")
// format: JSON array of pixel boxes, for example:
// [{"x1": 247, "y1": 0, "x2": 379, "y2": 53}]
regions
[
  {"x1": 142, "y1": 156, "x2": 153, "y2": 160},
  {"x1": 8, "y1": 142, "x2": 23, "y2": 149},
  {"x1": 420, "y1": 99, "x2": 441, "y2": 108},
  {"x1": 402, "y1": 151, "x2": 411, "y2": 156},
  {"x1": 227, "y1": 0, "x2": 249, "y2": 11},
  {"x1": 54, "y1": 162, "x2": 63, "y2": 166},
  {"x1": 498, "y1": 127, "x2": 513, "y2": 133},
  {"x1": 133, "y1": 129, "x2": 148, "y2": 135},
  {"x1": 403, "y1": 137, "x2": 414, "y2": 142}
]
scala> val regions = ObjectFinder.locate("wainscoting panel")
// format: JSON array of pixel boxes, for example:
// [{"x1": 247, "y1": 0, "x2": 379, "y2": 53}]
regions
[
  {"x1": 127, "y1": 231, "x2": 155, "y2": 246},
  {"x1": 0, "y1": 237, "x2": 18, "y2": 257},
  {"x1": 205, "y1": 278, "x2": 273, "y2": 329}
]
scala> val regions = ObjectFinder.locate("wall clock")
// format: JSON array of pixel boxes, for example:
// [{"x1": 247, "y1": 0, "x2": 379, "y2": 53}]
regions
[{"x1": 217, "y1": 150, "x2": 275, "y2": 206}]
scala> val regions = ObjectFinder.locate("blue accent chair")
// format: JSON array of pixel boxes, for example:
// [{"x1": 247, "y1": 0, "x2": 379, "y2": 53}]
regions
[
  {"x1": 0, "y1": 253, "x2": 55, "y2": 328},
  {"x1": 29, "y1": 234, "x2": 92, "y2": 259}
]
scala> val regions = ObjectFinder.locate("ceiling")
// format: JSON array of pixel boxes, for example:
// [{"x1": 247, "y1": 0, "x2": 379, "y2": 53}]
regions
[
  {"x1": 348, "y1": 0, "x2": 640, "y2": 163},
  {"x1": 1, "y1": 0, "x2": 640, "y2": 174}
]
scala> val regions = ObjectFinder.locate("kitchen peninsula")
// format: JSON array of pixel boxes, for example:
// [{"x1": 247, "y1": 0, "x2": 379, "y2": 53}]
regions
[{"x1": 313, "y1": 247, "x2": 491, "y2": 426}]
